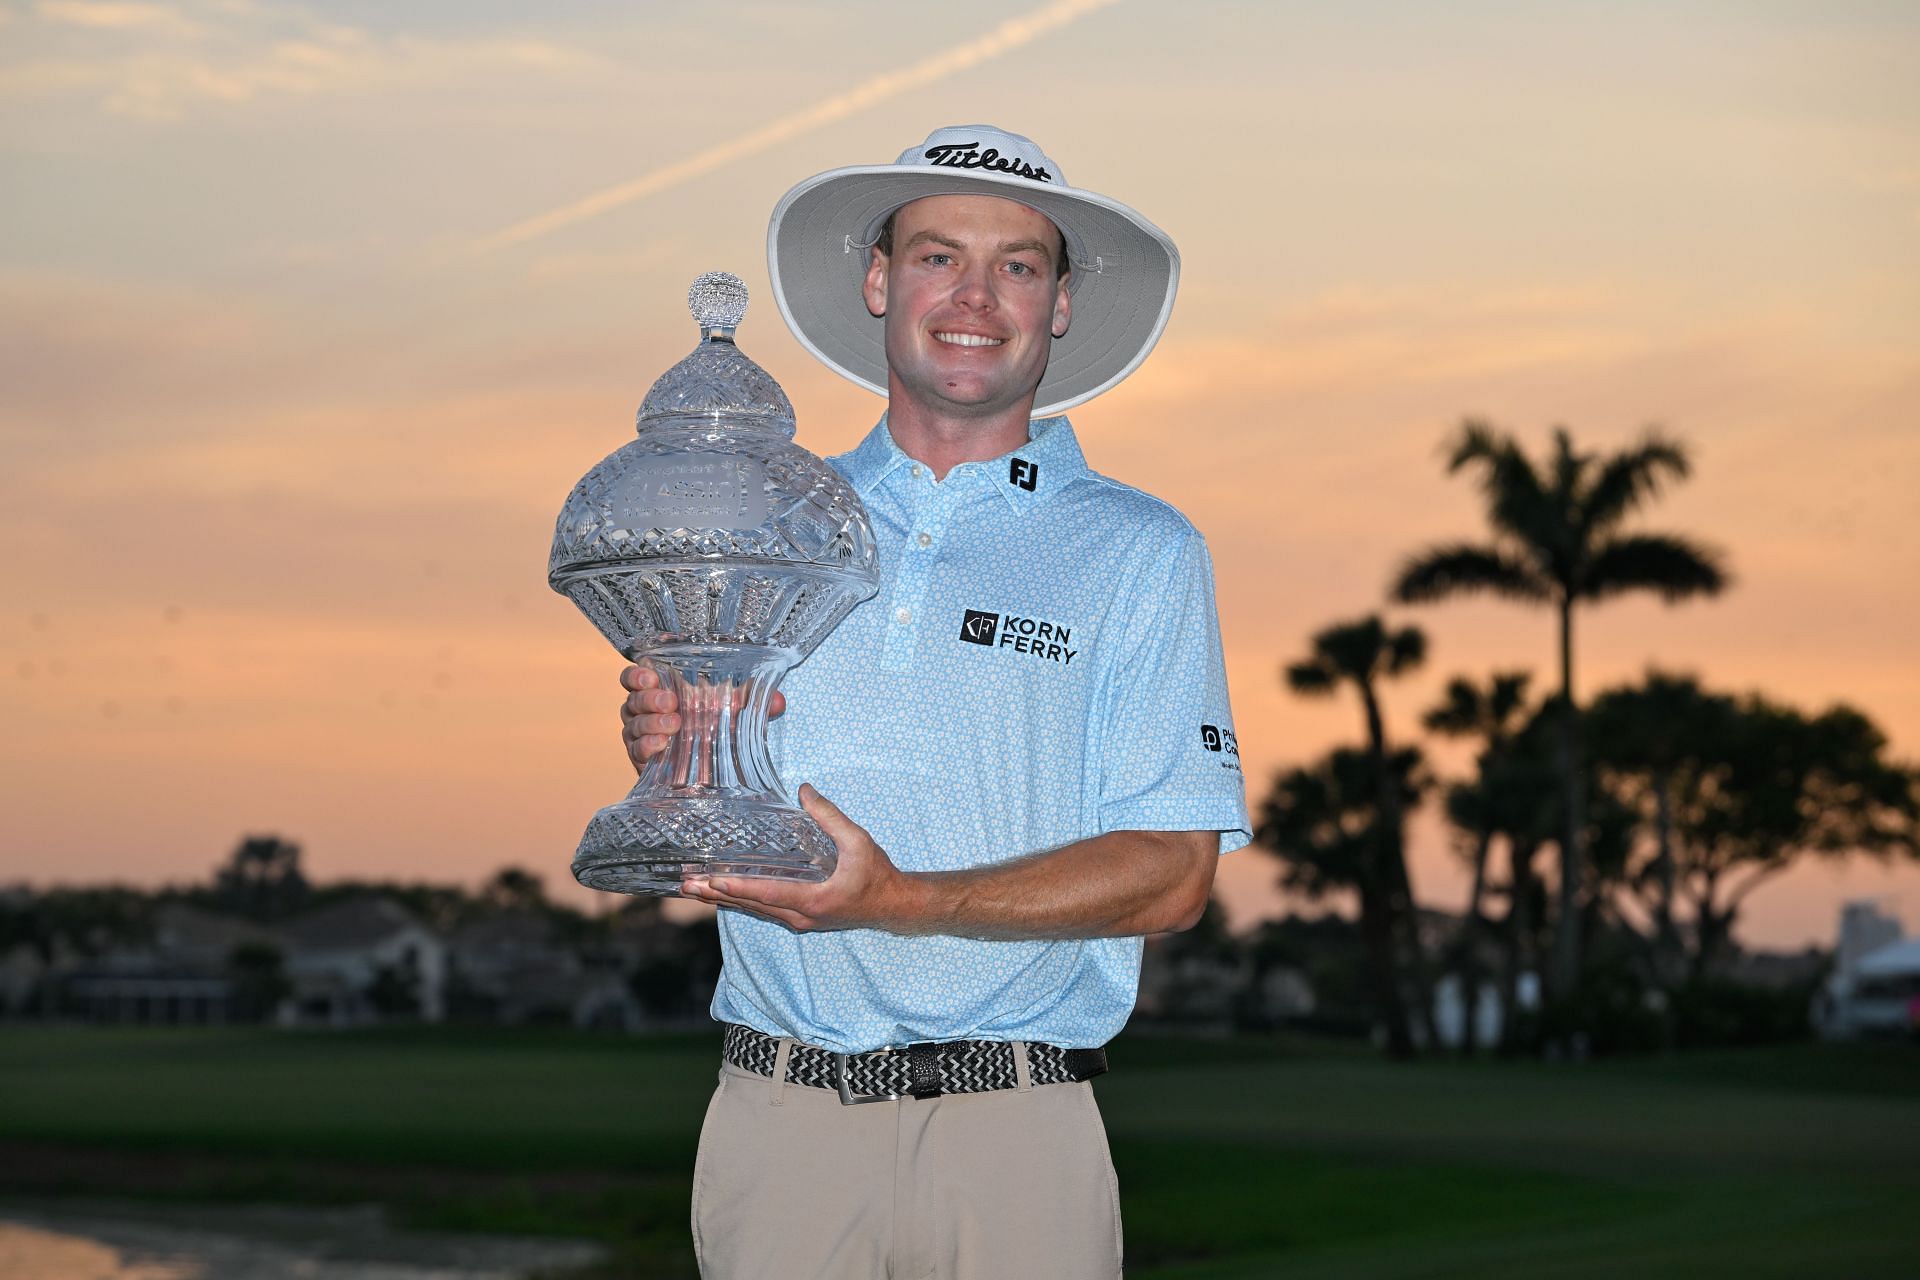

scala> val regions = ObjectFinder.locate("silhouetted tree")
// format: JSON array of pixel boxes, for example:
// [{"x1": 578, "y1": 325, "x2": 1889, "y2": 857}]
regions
[
  {"x1": 1391, "y1": 422, "x2": 1728, "y2": 997},
  {"x1": 1424, "y1": 670, "x2": 1533, "y2": 1052},
  {"x1": 1283, "y1": 615, "x2": 1434, "y2": 1044},
  {"x1": 213, "y1": 835, "x2": 308, "y2": 921},
  {"x1": 1484, "y1": 753, "x2": 1560, "y2": 1049},
  {"x1": 482, "y1": 866, "x2": 549, "y2": 914},
  {"x1": 1669, "y1": 695, "x2": 1918, "y2": 979},
  {"x1": 1256, "y1": 746, "x2": 1428, "y2": 1057},
  {"x1": 1588, "y1": 671, "x2": 1730, "y2": 988}
]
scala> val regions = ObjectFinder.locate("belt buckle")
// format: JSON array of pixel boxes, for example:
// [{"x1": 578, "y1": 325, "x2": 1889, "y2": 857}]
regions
[{"x1": 833, "y1": 1047, "x2": 902, "y2": 1106}]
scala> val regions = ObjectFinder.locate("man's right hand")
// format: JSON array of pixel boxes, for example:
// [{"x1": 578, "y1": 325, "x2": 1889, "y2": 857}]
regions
[
  {"x1": 619, "y1": 664, "x2": 787, "y2": 774},
  {"x1": 619, "y1": 664, "x2": 681, "y2": 771}
]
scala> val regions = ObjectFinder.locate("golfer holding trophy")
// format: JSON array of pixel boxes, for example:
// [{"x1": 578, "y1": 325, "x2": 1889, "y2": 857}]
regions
[{"x1": 565, "y1": 125, "x2": 1250, "y2": 1279}]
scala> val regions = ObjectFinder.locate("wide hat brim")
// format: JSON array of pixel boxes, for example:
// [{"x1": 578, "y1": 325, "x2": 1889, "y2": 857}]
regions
[{"x1": 767, "y1": 165, "x2": 1179, "y2": 418}]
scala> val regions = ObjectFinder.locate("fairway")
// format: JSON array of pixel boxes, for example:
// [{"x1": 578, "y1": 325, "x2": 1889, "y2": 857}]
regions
[{"x1": 1, "y1": 1028, "x2": 1914, "y2": 1278}]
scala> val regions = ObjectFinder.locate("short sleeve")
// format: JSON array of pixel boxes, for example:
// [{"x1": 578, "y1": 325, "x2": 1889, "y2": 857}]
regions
[{"x1": 1094, "y1": 529, "x2": 1252, "y2": 854}]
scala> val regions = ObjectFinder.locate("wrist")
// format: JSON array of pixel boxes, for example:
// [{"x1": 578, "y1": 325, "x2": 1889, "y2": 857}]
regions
[{"x1": 880, "y1": 869, "x2": 944, "y2": 936}]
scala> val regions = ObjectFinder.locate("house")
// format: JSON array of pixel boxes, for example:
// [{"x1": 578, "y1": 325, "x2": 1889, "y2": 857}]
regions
[
  {"x1": 55, "y1": 905, "x2": 278, "y2": 1026},
  {"x1": 276, "y1": 897, "x2": 447, "y2": 1026},
  {"x1": 446, "y1": 909, "x2": 643, "y2": 1030}
]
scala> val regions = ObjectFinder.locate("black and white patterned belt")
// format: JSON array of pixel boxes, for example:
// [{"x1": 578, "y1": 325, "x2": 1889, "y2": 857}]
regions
[{"x1": 722, "y1": 1023, "x2": 1109, "y2": 1105}]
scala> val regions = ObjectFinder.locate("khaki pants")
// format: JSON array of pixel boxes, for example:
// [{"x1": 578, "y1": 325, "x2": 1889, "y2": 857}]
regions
[{"x1": 692, "y1": 1057, "x2": 1124, "y2": 1279}]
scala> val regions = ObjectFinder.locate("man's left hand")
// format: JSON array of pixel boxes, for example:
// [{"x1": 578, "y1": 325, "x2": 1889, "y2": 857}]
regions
[{"x1": 683, "y1": 784, "x2": 918, "y2": 933}]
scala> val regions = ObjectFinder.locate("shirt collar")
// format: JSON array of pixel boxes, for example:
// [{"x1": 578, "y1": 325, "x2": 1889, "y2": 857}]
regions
[{"x1": 836, "y1": 415, "x2": 1088, "y2": 514}]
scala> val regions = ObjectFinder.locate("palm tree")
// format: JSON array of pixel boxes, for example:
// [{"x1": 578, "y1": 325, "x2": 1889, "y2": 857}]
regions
[
  {"x1": 1283, "y1": 615, "x2": 1431, "y2": 1046},
  {"x1": 1475, "y1": 708, "x2": 1567, "y2": 1051},
  {"x1": 1423, "y1": 671, "x2": 1532, "y2": 1052},
  {"x1": 1256, "y1": 746, "x2": 1427, "y2": 1057},
  {"x1": 1424, "y1": 672, "x2": 1533, "y2": 935},
  {"x1": 1390, "y1": 422, "x2": 1728, "y2": 997}
]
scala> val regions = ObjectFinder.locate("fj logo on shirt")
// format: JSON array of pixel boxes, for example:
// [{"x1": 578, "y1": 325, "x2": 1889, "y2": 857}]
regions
[
  {"x1": 1201, "y1": 724, "x2": 1242, "y2": 771},
  {"x1": 959, "y1": 609, "x2": 1078, "y2": 665},
  {"x1": 1009, "y1": 457, "x2": 1039, "y2": 491}
]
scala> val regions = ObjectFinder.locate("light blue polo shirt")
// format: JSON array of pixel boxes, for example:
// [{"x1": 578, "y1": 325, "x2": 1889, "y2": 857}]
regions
[{"x1": 709, "y1": 415, "x2": 1251, "y2": 1053}]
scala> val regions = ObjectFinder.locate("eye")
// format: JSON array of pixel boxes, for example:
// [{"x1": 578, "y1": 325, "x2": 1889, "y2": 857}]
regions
[
  {"x1": 1006, "y1": 261, "x2": 1035, "y2": 277},
  {"x1": 924, "y1": 252, "x2": 954, "y2": 267}
]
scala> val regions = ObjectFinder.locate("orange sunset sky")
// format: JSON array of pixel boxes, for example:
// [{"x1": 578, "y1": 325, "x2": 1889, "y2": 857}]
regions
[{"x1": 3, "y1": 0, "x2": 1916, "y2": 951}]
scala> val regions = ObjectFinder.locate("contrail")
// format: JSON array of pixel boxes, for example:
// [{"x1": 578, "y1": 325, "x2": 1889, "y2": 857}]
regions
[{"x1": 471, "y1": 0, "x2": 1124, "y2": 253}]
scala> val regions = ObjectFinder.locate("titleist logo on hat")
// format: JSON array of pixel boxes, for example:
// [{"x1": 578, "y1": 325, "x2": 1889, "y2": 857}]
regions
[{"x1": 921, "y1": 141, "x2": 1053, "y2": 183}]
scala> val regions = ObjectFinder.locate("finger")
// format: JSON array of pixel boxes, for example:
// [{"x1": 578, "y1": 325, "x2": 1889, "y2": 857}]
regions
[
  {"x1": 624, "y1": 688, "x2": 679, "y2": 718},
  {"x1": 684, "y1": 880, "x2": 813, "y2": 931},
  {"x1": 622, "y1": 720, "x2": 676, "y2": 753},
  {"x1": 627, "y1": 712, "x2": 681, "y2": 737},
  {"x1": 770, "y1": 690, "x2": 787, "y2": 720},
  {"x1": 619, "y1": 664, "x2": 660, "y2": 693},
  {"x1": 695, "y1": 874, "x2": 823, "y2": 920},
  {"x1": 798, "y1": 784, "x2": 859, "y2": 845},
  {"x1": 704, "y1": 875, "x2": 824, "y2": 912}
]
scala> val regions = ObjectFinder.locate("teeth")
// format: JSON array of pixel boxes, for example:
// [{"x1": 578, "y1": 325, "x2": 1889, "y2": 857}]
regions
[{"x1": 934, "y1": 332, "x2": 1004, "y2": 348}]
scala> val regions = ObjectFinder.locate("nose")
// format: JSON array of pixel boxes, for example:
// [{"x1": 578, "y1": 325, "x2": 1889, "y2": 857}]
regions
[{"x1": 949, "y1": 260, "x2": 997, "y2": 310}]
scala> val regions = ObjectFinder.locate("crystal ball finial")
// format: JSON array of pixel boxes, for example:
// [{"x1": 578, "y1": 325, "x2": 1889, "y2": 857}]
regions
[{"x1": 688, "y1": 271, "x2": 749, "y2": 332}]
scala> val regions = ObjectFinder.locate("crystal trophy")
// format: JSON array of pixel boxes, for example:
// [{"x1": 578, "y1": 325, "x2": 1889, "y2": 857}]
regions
[{"x1": 549, "y1": 272, "x2": 879, "y2": 895}]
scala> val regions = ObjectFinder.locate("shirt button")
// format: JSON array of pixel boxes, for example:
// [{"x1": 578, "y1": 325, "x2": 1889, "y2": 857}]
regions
[
  {"x1": 910, "y1": 465, "x2": 924, "y2": 479},
  {"x1": 916, "y1": 532, "x2": 932, "y2": 548},
  {"x1": 894, "y1": 607, "x2": 911, "y2": 625}
]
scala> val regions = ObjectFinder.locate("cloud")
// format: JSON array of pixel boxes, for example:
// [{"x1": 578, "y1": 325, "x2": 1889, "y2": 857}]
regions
[
  {"x1": 471, "y1": 0, "x2": 1127, "y2": 252},
  {"x1": 1122, "y1": 284, "x2": 1639, "y2": 406},
  {"x1": 36, "y1": 1, "x2": 200, "y2": 35},
  {"x1": 524, "y1": 239, "x2": 690, "y2": 287},
  {"x1": 4, "y1": 1, "x2": 601, "y2": 120}
]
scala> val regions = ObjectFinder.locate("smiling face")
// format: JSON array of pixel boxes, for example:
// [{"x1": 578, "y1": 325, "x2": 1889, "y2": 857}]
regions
[{"x1": 862, "y1": 194, "x2": 1072, "y2": 427}]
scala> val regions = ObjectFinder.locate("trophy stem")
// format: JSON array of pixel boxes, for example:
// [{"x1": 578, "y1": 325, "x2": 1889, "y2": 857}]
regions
[
  {"x1": 641, "y1": 647, "x2": 791, "y2": 801},
  {"x1": 571, "y1": 645, "x2": 838, "y2": 896}
]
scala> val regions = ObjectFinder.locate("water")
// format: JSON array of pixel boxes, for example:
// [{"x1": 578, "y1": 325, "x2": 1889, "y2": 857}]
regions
[{"x1": 0, "y1": 1202, "x2": 604, "y2": 1280}]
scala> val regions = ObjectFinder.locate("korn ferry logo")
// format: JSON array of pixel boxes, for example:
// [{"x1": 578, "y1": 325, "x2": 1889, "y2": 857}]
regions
[
  {"x1": 960, "y1": 609, "x2": 1000, "y2": 645},
  {"x1": 959, "y1": 608, "x2": 1078, "y2": 665}
]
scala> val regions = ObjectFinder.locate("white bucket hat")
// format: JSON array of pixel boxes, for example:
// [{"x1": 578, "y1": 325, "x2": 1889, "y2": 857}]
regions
[{"x1": 767, "y1": 124, "x2": 1180, "y2": 418}]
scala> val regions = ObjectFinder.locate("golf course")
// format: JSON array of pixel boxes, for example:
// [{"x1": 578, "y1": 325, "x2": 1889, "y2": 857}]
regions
[{"x1": 1, "y1": 1027, "x2": 1914, "y2": 1278}]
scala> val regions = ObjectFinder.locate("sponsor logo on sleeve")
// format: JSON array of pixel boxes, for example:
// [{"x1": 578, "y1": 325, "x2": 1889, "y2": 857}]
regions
[{"x1": 1201, "y1": 723, "x2": 1241, "y2": 772}]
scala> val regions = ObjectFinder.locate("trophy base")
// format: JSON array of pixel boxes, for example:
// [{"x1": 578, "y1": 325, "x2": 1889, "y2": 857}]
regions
[{"x1": 572, "y1": 794, "x2": 837, "y2": 897}]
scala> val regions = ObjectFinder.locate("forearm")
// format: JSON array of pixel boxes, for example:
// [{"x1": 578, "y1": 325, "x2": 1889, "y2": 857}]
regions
[
  {"x1": 889, "y1": 829, "x2": 1218, "y2": 941},
  {"x1": 685, "y1": 787, "x2": 1220, "y2": 939}
]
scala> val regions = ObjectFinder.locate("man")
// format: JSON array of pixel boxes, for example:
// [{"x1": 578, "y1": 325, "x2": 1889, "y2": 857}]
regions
[{"x1": 622, "y1": 125, "x2": 1249, "y2": 1279}]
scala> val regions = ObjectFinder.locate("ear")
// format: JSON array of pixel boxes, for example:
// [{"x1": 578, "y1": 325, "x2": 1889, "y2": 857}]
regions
[
  {"x1": 862, "y1": 249, "x2": 888, "y2": 318},
  {"x1": 1050, "y1": 276, "x2": 1072, "y2": 339}
]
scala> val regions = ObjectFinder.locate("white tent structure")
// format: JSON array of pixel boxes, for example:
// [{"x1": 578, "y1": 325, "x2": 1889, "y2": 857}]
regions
[{"x1": 1817, "y1": 936, "x2": 1920, "y2": 1040}]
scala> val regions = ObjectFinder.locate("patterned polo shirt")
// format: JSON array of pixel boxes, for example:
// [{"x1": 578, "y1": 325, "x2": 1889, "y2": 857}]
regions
[{"x1": 709, "y1": 415, "x2": 1251, "y2": 1052}]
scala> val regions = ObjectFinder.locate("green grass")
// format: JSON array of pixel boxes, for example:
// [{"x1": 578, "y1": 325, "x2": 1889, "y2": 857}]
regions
[{"x1": 1, "y1": 1027, "x2": 1914, "y2": 1278}]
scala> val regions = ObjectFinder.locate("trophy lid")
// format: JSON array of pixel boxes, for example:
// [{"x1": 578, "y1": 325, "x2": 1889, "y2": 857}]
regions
[{"x1": 636, "y1": 272, "x2": 796, "y2": 437}]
